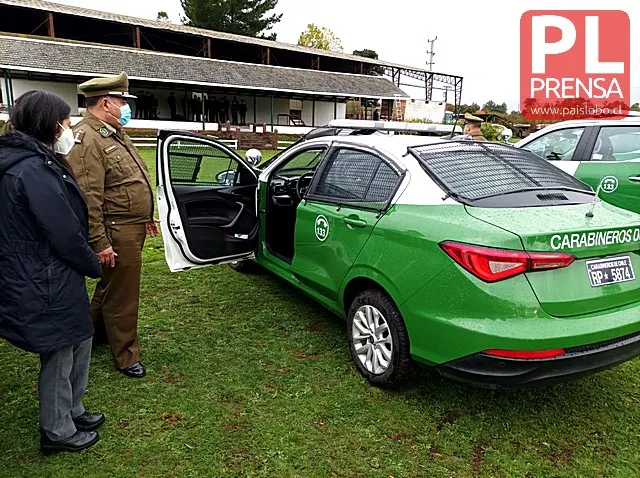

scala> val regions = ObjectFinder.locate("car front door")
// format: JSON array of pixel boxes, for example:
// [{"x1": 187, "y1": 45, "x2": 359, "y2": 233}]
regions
[
  {"x1": 573, "y1": 125, "x2": 640, "y2": 214},
  {"x1": 156, "y1": 130, "x2": 259, "y2": 271},
  {"x1": 290, "y1": 145, "x2": 404, "y2": 301},
  {"x1": 518, "y1": 126, "x2": 589, "y2": 175}
]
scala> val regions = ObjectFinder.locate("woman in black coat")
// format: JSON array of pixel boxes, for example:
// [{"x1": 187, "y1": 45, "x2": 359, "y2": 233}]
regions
[{"x1": 0, "y1": 91, "x2": 105, "y2": 455}]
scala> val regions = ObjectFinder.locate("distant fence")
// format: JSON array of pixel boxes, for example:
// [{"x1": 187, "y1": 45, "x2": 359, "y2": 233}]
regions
[
  {"x1": 131, "y1": 137, "x2": 239, "y2": 150},
  {"x1": 277, "y1": 140, "x2": 297, "y2": 150}
]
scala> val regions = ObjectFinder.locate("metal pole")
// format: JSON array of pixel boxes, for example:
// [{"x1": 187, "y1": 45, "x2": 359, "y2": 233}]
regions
[
  {"x1": 270, "y1": 95, "x2": 274, "y2": 132},
  {"x1": 312, "y1": 98, "x2": 316, "y2": 127},
  {"x1": 334, "y1": 99, "x2": 337, "y2": 119}
]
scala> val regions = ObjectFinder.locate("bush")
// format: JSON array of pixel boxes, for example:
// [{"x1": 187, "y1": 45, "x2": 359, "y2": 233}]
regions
[{"x1": 481, "y1": 123, "x2": 501, "y2": 142}]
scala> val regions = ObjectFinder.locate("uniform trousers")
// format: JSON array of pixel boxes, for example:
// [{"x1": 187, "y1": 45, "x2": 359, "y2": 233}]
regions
[
  {"x1": 92, "y1": 223, "x2": 146, "y2": 369},
  {"x1": 39, "y1": 338, "x2": 91, "y2": 441}
]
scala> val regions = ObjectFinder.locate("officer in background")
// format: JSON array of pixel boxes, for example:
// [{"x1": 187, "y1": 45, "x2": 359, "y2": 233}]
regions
[
  {"x1": 463, "y1": 113, "x2": 487, "y2": 141},
  {"x1": 66, "y1": 72, "x2": 158, "y2": 379}
]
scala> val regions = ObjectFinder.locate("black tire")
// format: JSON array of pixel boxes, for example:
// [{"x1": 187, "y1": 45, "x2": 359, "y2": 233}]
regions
[
  {"x1": 228, "y1": 259, "x2": 255, "y2": 273},
  {"x1": 347, "y1": 289, "x2": 412, "y2": 389}
]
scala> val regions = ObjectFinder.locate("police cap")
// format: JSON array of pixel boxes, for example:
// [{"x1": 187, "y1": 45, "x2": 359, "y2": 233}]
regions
[
  {"x1": 78, "y1": 71, "x2": 137, "y2": 98},
  {"x1": 463, "y1": 113, "x2": 484, "y2": 124}
]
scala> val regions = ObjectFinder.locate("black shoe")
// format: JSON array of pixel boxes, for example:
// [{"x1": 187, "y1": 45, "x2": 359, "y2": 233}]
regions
[
  {"x1": 73, "y1": 412, "x2": 105, "y2": 432},
  {"x1": 119, "y1": 362, "x2": 146, "y2": 378},
  {"x1": 40, "y1": 430, "x2": 99, "y2": 456}
]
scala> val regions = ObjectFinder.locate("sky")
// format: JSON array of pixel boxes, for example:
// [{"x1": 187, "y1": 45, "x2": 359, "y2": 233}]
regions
[{"x1": 49, "y1": 0, "x2": 639, "y2": 111}]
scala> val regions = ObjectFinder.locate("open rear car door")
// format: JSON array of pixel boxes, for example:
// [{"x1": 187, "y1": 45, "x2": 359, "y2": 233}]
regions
[{"x1": 156, "y1": 130, "x2": 259, "y2": 272}]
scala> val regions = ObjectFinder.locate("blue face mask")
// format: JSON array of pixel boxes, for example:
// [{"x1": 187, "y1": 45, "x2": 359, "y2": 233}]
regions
[{"x1": 110, "y1": 101, "x2": 132, "y2": 127}]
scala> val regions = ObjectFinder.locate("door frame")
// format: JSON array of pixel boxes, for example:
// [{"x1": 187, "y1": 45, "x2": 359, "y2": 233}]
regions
[{"x1": 157, "y1": 129, "x2": 259, "y2": 270}]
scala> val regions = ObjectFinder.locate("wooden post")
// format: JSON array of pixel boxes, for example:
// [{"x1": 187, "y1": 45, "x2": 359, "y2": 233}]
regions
[
  {"x1": 133, "y1": 26, "x2": 141, "y2": 48},
  {"x1": 270, "y1": 95, "x2": 274, "y2": 132},
  {"x1": 312, "y1": 98, "x2": 316, "y2": 127},
  {"x1": 253, "y1": 94, "x2": 257, "y2": 125},
  {"x1": 46, "y1": 12, "x2": 55, "y2": 38},
  {"x1": 334, "y1": 99, "x2": 337, "y2": 119},
  {"x1": 360, "y1": 62, "x2": 364, "y2": 74},
  {"x1": 316, "y1": 55, "x2": 321, "y2": 70},
  {"x1": 273, "y1": 129, "x2": 278, "y2": 150}
]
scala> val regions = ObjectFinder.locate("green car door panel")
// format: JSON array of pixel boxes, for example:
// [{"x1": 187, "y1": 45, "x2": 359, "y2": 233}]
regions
[
  {"x1": 290, "y1": 200, "x2": 381, "y2": 301},
  {"x1": 575, "y1": 161, "x2": 640, "y2": 214}
]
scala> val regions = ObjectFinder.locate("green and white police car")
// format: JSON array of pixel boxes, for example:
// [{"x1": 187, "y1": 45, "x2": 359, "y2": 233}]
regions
[
  {"x1": 514, "y1": 118, "x2": 640, "y2": 215},
  {"x1": 156, "y1": 120, "x2": 640, "y2": 389}
]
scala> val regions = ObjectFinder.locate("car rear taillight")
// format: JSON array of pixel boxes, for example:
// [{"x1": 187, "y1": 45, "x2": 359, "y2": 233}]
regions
[
  {"x1": 484, "y1": 349, "x2": 565, "y2": 359},
  {"x1": 439, "y1": 242, "x2": 575, "y2": 282}
]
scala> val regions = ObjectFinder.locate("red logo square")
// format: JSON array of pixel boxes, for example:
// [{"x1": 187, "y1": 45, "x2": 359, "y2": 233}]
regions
[{"x1": 520, "y1": 10, "x2": 630, "y2": 121}]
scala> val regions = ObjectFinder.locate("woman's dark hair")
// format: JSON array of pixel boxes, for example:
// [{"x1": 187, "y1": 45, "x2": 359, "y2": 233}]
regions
[{"x1": 9, "y1": 90, "x2": 71, "y2": 146}]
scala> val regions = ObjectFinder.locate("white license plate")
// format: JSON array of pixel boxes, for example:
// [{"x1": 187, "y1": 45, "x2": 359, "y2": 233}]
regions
[{"x1": 586, "y1": 256, "x2": 635, "y2": 287}]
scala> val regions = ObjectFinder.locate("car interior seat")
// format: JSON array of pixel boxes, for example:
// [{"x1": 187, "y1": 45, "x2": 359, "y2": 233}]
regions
[{"x1": 593, "y1": 136, "x2": 616, "y2": 161}]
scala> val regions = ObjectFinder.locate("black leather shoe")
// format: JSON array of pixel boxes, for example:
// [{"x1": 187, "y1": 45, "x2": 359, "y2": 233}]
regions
[
  {"x1": 119, "y1": 362, "x2": 146, "y2": 378},
  {"x1": 40, "y1": 430, "x2": 99, "y2": 456},
  {"x1": 73, "y1": 412, "x2": 105, "y2": 432}
]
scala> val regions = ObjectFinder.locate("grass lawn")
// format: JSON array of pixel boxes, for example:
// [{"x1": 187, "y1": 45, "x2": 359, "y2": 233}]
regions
[{"x1": 1, "y1": 149, "x2": 640, "y2": 477}]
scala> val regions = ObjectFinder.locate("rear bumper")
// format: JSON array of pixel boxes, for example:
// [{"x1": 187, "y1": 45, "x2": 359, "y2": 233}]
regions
[{"x1": 436, "y1": 331, "x2": 640, "y2": 389}]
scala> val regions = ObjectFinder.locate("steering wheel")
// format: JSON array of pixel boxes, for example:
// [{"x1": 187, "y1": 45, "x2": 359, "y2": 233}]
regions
[{"x1": 296, "y1": 172, "x2": 315, "y2": 200}]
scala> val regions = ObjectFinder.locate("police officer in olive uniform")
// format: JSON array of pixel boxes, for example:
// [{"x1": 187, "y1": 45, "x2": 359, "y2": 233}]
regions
[
  {"x1": 463, "y1": 113, "x2": 487, "y2": 141},
  {"x1": 66, "y1": 72, "x2": 158, "y2": 379}
]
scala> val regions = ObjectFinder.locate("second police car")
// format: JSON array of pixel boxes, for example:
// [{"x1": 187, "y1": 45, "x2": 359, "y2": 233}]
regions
[{"x1": 156, "y1": 120, "x2": 640, "y2": 389}]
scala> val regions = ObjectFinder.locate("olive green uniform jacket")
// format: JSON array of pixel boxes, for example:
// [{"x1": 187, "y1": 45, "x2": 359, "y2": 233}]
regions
[{"x1": 66, "y1": 111, "x2": 154, "y2": 253}]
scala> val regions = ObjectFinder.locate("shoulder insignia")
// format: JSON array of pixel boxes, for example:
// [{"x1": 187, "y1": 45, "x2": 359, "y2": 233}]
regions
[
  {"x1": 104, "y1": 145, "x2": 117, "y2": 154},
  {"x1": 99, "y1": 127, "x2": 109, "y2": 137},
  {"x1": 74, "y1": 130, "x2": 85, "y2": 144}
]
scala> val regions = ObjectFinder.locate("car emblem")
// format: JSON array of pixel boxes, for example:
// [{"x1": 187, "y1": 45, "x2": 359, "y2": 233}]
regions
[
  {"x1": 315, "y1": 215, "x2": 329, "y2": 242},
  {"x1": 599, "y1": 176, "x2": 619, "y2": 193}
]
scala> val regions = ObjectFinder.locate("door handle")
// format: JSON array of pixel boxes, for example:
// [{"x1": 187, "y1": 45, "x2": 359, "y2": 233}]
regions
[
  {"x1": 343, "y1": 216, "x2": 367, "y2": 228},
  {"x1": 629, "y1": 176, "x2": 640, "y2": 183}
]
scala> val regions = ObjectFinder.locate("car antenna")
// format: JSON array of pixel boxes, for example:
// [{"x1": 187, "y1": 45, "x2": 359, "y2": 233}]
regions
[{"x1": 586, "y1": 181, "x2": 603, "y2": 218}]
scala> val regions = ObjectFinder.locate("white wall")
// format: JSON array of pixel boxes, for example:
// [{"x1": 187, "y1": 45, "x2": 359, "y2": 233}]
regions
[{"x1": 8, "y1": 80, "x2": 80, "y2": 115}]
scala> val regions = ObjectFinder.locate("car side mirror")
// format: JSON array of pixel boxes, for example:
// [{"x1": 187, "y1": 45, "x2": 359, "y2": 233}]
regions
[
  {"x1": 216, "y1": 170, "x2": 236, "y2": 186},
  {"x1": 245, "y1": 149, "x2": 262, "y2": 166}
]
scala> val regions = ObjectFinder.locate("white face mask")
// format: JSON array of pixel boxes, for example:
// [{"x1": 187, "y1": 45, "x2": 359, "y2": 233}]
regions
[{"x1": 54, "y1": 123, "x2": 75, "y2": 155}]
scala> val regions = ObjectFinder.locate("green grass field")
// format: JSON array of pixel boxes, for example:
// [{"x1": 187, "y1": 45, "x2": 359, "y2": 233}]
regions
[{"x1": 1, "y1": 149, "x2": 639, "y2": 477}]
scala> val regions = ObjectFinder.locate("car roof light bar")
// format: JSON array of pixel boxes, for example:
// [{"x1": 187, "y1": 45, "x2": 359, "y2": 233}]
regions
[{"x1": 327, "y1": 119, "x2": 462, "y2": 134}]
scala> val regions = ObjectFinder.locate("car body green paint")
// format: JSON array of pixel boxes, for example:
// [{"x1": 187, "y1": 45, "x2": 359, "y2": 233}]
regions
[
  {"x1": 158, "y1": 129, "x2": 640, "y2": 386},
  {"x1": 290, "y1": 200, "x2": 382, "y2": 302},
  {"x1": 574, "y1": 161, "x2": 640, "y2": 214}
]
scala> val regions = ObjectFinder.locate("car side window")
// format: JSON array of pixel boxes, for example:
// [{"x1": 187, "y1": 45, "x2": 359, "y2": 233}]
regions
[
  {"x1": 521, "y1": 127, "x2": 585, "y2": 161},
  {"x1": 591, "y1": 126, "x2": 640, "y2": 161},
  {"x1": 167, "y1": 137, "x2": 250, "y2": 187},
  {"x1": 274, "y1": 147, "x2": 327, "y2": 178},
  {"x1": 309, "y1": 148, "x2": 400, "y2": 206}
]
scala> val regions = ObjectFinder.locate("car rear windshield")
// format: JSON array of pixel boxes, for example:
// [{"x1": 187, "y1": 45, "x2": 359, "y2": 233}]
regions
[{"x1": 408, "y1": 141, "x2": 595, "y2": 207}]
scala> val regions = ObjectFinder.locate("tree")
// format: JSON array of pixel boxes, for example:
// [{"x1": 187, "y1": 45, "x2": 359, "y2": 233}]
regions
[
  {"x1": 157, "y1": 11, "x2": 170, "y2": 22},
  {"x1": 631, "y1": 103, "x2": 640, "y2": 112},
  {"x1": 298, "y1": 24, "x2": 343, "y2": 52},
  {"x1": 181, "y1": 0, "x2": 282, "y2": 40},
  {"x1": 482, "y1": 101, "x2": 507, "y2": 114},
  {"x1": 353, "y1": 49, "x2": 384, "y2": 76}
]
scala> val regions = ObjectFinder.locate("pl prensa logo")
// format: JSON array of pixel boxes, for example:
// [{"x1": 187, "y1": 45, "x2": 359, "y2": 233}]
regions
[
  {"x1": 520, "y1": 11, "x2": 630, "y2": 120},
  {"x1": 315, "y1": 215, "x2": 329, "y2": 241}
]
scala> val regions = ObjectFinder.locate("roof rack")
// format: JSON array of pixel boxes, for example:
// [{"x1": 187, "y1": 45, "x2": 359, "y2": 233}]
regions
[{"x1": 326, "y1": 119, "x2": 462, "y2": 135}]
